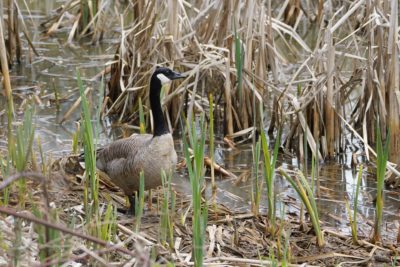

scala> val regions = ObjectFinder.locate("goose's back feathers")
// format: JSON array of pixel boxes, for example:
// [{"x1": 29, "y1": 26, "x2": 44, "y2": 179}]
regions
[{"x1": 96, "y1": 133, "x2": 177, "y2": 195}]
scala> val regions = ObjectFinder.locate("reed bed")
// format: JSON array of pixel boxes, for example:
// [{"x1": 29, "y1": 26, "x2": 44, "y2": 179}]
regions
[
  {"x1": 4, "y1": 0, "x2": 400, "y2": 166},
  {"x1": 40, "y1": 0, "x2": 112, "y2": 44},
  {"x1": 101, "y1": 0, "x2": 400, "y2": 170},
  {"x1": 0, "y1": 0, "x2": 400, "y2": 266},
  {"x1": 0, "y1": 0, "x2": 38, "y2": 65}
]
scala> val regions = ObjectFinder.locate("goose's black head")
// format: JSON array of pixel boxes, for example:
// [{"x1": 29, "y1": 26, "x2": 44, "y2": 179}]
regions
[
  {"x1": 150, "y1": 67, "x2": 185, "y2": 136},
  {"x1": 152, "y1": 67, "x2": 186, "y2": 85}
]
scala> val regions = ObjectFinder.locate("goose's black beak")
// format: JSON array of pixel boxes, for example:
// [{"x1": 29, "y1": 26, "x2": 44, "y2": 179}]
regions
[{"x1": 170, "y1": 71, "x2": 186, "y2": 80}]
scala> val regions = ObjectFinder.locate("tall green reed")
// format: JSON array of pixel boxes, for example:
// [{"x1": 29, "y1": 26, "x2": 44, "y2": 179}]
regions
[
  {"x1": 78, "y1": 71, "x2": 98, "y2": 218},
  {"x1": 100, "y1": 203, "x2": 117, "y2": 243},
  {"x1": 260, "y1": 127, "x2": 281, "y2": 233},
  {"x1": 32, "y1": 203, "x2": 62, "y2": 263},
  {"x1": 372, "y1": 123, "x2": 389, "y2": 243},
  {"x1": 251, "y1": 138, "x2": 262, "y2": 216},
  {"x1": 345, "y1": 164, "x2": 362, "y2": 244},
  {"x1": 3, "y1": 105, "x2": 36, "y2": 265},
  {"x1": 13, "y1": 105, "x2": 35, "y2": 208},
  {"x1": 13, "y1": 217, "x2": 23, "y2": 266},
  {"x1": 234, "y1": 23, "x2": 243, "y2": 98},
  {"x1": 311, "y1": 152, "x2": 316, "y2": 192},
  {"x1": 299, "y1": 131, "x2": 308, "y2": 229},
  {"x1": 80, "y1": 0, "x2": 97, "y2": 30},
  {"x1": 184, "y1": 115, "x2": 208, "y2": 266},
  {"x1": 160, "y1": 171, "x2": 175, "y2": 248},
  {"x1": 77, "y1": 70, "x2": 104, "y2": 224},
  {"x1": 135, "y1": 171, "x2": 145, "y2": 232}
]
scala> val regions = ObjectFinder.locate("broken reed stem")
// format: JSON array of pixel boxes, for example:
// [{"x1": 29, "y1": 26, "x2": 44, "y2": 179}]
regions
[
  {"x1": 209, "y1": 94, "x2": 216, "y2": 205},
  {"x1": 201, "y1": 256, "x2": 319, "y2": 267},
  {"x1": 325, "y1": 21, "x2": 335, "y2": 159},
  {"x1": 224, "y1": 56, "x2": 234, "y2": 136}
]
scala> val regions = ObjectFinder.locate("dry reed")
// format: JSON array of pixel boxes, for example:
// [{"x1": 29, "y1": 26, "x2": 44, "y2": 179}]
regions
[{"x1": 104, "y1": 0, "x2": 399, "y2": 171}]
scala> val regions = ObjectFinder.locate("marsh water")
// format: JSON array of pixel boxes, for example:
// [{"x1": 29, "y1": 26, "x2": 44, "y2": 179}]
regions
[{"x1": 1, "y1": 1, "x2": 399, "y2": 244}]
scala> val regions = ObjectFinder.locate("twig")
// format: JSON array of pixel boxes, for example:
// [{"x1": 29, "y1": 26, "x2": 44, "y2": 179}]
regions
[
  {"x1": 336, "y1": 246, "x2": 378, "y2": 266},
  {"x1": 117, "y1": 223, "x2": 155, "y2": 246},
  {"x1": 60, "y1": 87, "x2": 91, "y2": 124}
]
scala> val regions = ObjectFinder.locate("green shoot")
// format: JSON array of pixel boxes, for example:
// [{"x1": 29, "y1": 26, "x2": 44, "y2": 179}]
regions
[
  {"x1": 311, "y1": 152, "x2": 315, "y2": 192},
  {"x1": 184, "y1": 115, "x2": 208, "y2": 266},
  {"x1": 78, "y1": 70, "x2": 98, "y2": 219},
  {"x1": 160, "y1": 170, "x2": 174, "y2": 248},
  {"x1": 77, "y1": 70, "x2": 104, "y2": 226},
  {"x1": 135, "y1": 171, "x2": 145, "y2": 232},
  {"x1": 251, "y1": 137, "x2": 262, "y2": 216},
  {"x1": 280, "y1": 169, "x2": 325, "y2": 247},
  {"x1": 276, "y1": 205, "x2": 289, "y2": 263},
  {"x1": 234, "y1": 22, "x2": 243, "y2": 100},
  {"x1": 346, "y1": 164, "x2": 363, "y2": 244},
  {"x1": 13, "y1": 218, "x2": 22, "y2": 266},
  {"x1": 101, "y1": 203, "x2": 117, "y2": 242},
  {"x1": 80, "y1": 0, "x2": 90, "y2": 29},
  {"x1": 14, "y1": 105, "x2": 35, "y2": 208},
  {"x1": 72, "y1": 123, "x2": 80, "y2": 154},
  {"x1": 260, "y1": 127, "x2": 281, "y2": 234},
  {"x1": 315, "y1": 141, "x2": 320, "y2": 197},
  {"x1": 372, "y1": 123, "x2": 390, "y2": 244},
  {"x1": 268, "y1": 245, "x2": 278, "y2": 267},
  {"x1": 32, "y1": 204, "x2": 61, "y2": 263}
]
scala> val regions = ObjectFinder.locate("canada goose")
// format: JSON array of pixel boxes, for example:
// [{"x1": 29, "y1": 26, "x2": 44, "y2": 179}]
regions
[{"x1": 95, "y1": 67, "x2": 185, "y2": 214}]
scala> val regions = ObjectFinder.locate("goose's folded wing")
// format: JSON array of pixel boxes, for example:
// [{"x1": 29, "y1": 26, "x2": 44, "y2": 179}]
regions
[{"x1": 96, "y1": 134, "x2": 152, "y2": 171}]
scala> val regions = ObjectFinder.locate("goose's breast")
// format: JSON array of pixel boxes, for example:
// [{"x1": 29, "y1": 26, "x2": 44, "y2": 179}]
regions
[{"x1": 141, "y1": 135, "x2": 176, "y2": 187}]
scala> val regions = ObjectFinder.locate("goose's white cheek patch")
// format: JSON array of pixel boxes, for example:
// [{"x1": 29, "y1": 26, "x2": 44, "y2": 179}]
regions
[{"x1": 157, "y1": 73, "x2": 171, "y2": 84}]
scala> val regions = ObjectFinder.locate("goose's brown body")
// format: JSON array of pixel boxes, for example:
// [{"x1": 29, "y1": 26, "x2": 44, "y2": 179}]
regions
[
  {"x1": 90, "y1": 67, "x2": 184, "y2": 214},
  {"x1": 96, "y1": 133, "x2": 177, "y2": 196}
]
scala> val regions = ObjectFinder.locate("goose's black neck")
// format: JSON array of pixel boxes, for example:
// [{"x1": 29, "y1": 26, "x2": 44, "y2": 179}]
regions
[{"x1": 150, "y1": 75, "x2": 169, "y2": 136}]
